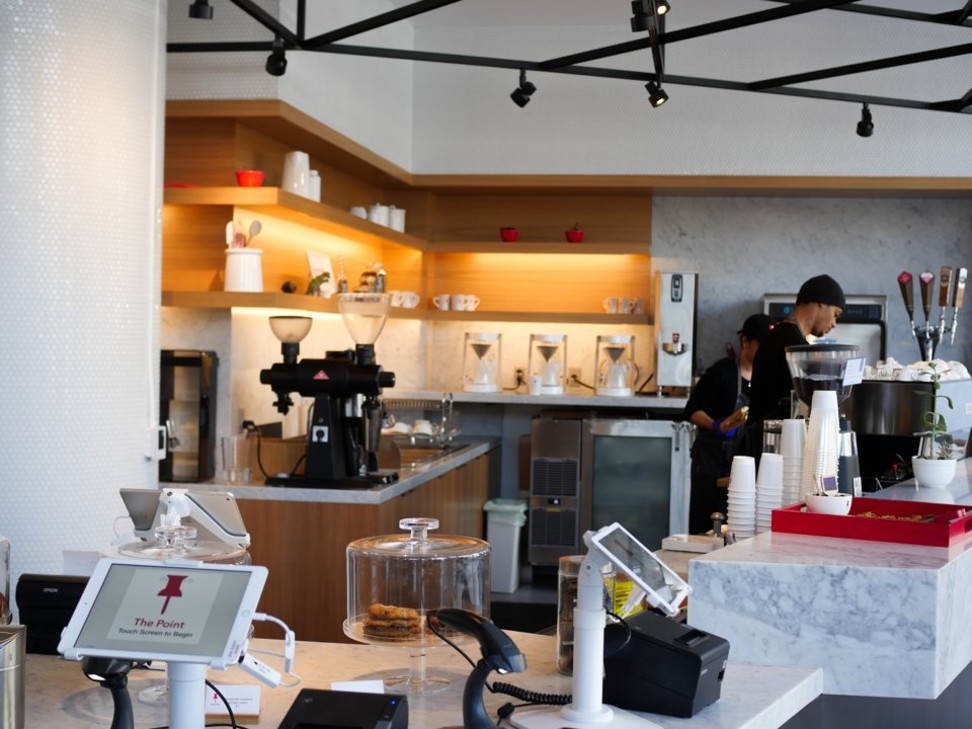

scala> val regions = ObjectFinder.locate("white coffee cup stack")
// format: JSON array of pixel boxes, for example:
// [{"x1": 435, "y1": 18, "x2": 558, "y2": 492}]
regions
[
  {"x1": 727, "y1": 455, "x2": 757, "y2": 539},
  {"x1": 755, "y1": 453, "x2": 784, "y2": 533},
  {"x1": 779, "y1": 418, "x2": 807, "y2": 506},
  {"x1": 801, "y1": 390, "x2": 840, "y2": 502}
]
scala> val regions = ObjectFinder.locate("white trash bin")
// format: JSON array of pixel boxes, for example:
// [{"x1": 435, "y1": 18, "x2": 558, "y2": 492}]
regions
[{"x1": 484, "y1": 499, "x2": 527, "y2": 593}]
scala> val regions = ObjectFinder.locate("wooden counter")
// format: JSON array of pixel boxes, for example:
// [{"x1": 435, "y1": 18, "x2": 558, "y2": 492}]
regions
[{"x1": 205, "y1": 443, "x2": 495, "y2": 643}]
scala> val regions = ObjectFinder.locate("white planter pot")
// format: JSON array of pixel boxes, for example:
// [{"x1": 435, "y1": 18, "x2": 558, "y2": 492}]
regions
[{"x1": 911, "y1": 456, "x2": 957, "y2": 490}]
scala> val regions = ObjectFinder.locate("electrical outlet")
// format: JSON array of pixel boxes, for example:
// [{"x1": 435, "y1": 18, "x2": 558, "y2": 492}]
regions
[
  {"x1": 514, "y1": 368, "x2": 525, "y2": 386},
  {"x1": 568, "y1": 368, "x2": 582, "y2": 386}
]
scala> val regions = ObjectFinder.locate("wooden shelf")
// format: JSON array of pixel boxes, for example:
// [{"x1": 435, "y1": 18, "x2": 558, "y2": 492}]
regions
[
  {"x1": 163, "y1": 187, "x2": 427, "y2": 251},
  {"x1": 425, "y1": 240, "x2": 648, "y2": 255},
  {"x1": 425, "y1": 310, "x2": 650, "y2": 324}
]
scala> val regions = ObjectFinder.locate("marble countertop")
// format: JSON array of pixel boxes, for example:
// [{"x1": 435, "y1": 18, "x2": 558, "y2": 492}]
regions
[
  {"x1": 29, "y1": 634, "x2": 821, "y2": 729},
  {"x1": 866, "y1": 456, "x2": 972, "y2": 505},
  {"x1": 391, "y1": 388, "x2": 689, "y2": 411},
  {"x1": 184, "y1": 437, "x2": 496, "y2": 505}
]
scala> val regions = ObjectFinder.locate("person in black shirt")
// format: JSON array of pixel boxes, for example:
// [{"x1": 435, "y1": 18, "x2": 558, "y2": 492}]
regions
[
  {"x1": 685, "y1": 313, "x2": 773, "y2": 534},
  {"x1": 748, "y1": 274, "x2": 846, "y2": 425}
]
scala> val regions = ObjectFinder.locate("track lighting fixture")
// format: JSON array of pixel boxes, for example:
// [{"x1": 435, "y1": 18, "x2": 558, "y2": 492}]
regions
[
  {"x1": 656, "y1": 0, "x2": 671, "y2": 14},
  {"x1": 645, "y1": 81, "x2": 669, "y2": 108},
  {"x1": 265, "y1": 36, "x2": 288, "y2": 77},
  {"x1": 856, "y1": 103, "x2": 874, "y2": 137},
  {"x1": 188, "y1": 0, "x2": 213, "y2": 19},
  {"x1": 510, "y1": 69, "x2": 536, "y2": 108},
  {"x1": 630, "y1": 0, "x2": 667, "y2": 31}
]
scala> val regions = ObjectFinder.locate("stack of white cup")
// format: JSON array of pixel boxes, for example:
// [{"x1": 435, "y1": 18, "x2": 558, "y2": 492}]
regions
[
  {"x1": 801, "y1": 390, "x2": 840, "y2": 501},
  {"x1": 779, "y1": 418, "x2": 807, "y2": 506},
  {"x1": 755, "y1": 453, "x2": 784, "y2": 533},
  {"x1": 727, "y1": 455, "x2": 757, "y2": 539}
]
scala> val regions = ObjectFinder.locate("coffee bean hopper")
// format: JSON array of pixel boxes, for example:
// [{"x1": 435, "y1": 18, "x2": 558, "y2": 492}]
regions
[{"x1": 345, "y1": 517, "x2": 489, "y2": 694}]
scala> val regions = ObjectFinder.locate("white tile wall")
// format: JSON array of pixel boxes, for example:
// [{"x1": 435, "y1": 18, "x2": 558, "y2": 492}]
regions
[{"x1": 0, "y1": 0, "x2": 165, "y2": 610}]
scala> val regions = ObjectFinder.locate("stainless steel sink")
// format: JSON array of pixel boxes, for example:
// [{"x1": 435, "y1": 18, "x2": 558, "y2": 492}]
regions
[{"x1": 377, "y1": 438, "x2": 468, "y2": 469}]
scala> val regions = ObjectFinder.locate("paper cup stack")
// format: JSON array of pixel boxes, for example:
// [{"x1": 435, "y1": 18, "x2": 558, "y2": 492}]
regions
[
  {"x1": 801, "y1": 390, "x2": 840, "y2": 501},
  {"x1": 727, "y1": 455, "x2": 757, "y2": 539},
  {"x1": 780, "y1": 418, "x2": 807, "y2": 506},
  {"x1": 755, "y1": 453, "x2": 784, "y2": 533}
]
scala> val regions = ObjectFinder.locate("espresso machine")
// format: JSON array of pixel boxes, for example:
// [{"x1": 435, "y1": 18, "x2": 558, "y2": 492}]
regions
[{"x1": 259, "y1": 294, "x2": 397, "y2": 488}]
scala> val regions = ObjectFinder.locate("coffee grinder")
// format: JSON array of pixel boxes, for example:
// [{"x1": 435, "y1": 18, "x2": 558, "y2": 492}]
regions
[
  {"x1": 528, "y1": 334, "x2": 566, "y2": 395},
  {"x1": 259, "y1": 294, "x2": 397, "y2": 488}
]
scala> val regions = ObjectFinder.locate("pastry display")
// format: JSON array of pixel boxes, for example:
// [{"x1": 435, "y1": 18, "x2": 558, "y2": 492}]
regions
[{"x1": 362, "y1": 603, "x2": 424, "y2": 640}]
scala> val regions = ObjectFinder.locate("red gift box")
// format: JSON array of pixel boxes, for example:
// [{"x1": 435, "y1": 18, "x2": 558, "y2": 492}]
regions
[{"x1": 771, "y1": 499, "x2": 972, "y2": 547}]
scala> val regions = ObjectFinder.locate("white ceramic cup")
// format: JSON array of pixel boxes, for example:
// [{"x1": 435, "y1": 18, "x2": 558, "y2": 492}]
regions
[
  {"x1": 621, "y1": 297, "x2": 637, "y2": 314},
  {"x1": 282, "y1": 150, "x2": 310, "y2": 197},
  {"x1": 308, "y1": 169, "x2": 321, "y2": 202},
  {"x1": 350, "y1": 206, "x2": 367, "y2": 218},
  {"x1": 389, "y1": 291, "x2": 405, "y2": 307},
  {"x1": 389, "y1": 206, "x2": 406, "y2": 232},
  {"x1": 224, "y1": 249, "x2": 263, "y2": 292},
  {"x1": 400, "y1": 291, "x2": 420, "y2": 309},
  {"x1": 368, "y1": 204, "x2": 390, "y2": 227},
  {"x1": 413, "y1": 419, "x2": 434, "y2": 436},
  {"x1": 527, "y1": 374, "x2": 543, "y2": 395},
  {"x1": 433, "y1": 294, "x2": 451, "y2": 311},
  {"x1": 455, "y1": 294, "x2": 480, "y2": 311},
  {"x1": 632, "y1": 298, "x2": 646, "y2": 314},
  {"x1": 603, "y1": 297, "x2": 619, "y2": 314}
]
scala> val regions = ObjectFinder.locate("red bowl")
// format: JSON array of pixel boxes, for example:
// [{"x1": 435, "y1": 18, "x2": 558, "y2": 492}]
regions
[
  {"x1": 500, "y1": 228, "x2": 519, "y2": 242},
  {"x1": 235, "y1": 169, "x2": 265, "y2": 187}
]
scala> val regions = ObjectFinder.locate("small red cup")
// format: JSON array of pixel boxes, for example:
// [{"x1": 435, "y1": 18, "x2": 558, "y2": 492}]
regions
[
  {"x1": 235, "y1": 169, "x2": 265, "y2": 187},
  {"x1": 500, "y1": 227, "x2": 519, "y2": 242}
]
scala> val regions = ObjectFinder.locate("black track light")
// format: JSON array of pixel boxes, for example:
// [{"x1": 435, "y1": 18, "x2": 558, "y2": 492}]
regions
[
  {"x1": 188, "y1": 0, "x2": 213, "y2": 20},
  {"x1": 510, "y1": 69, "x2": 536, "y2": 108},
  {"x1": 657, "y1": 0, "x2": 671, "y2": 14},
  {"x1": 645, "y1": 81, "x2": 669, "y2": 108},
  {"x1": 630, "y1": 0, "x2": 652, "y2": 32},
  {"x1": 266, "y1": 37, "x2": 288, "y2": 77},
  {"x1": 856, "y1": 103, "x2": 874, "y2": 137}
]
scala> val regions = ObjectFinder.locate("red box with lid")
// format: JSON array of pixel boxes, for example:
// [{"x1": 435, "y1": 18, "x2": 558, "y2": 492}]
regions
[{"x1": 771, "y1": 499, "x2": 972, "y2": 547}]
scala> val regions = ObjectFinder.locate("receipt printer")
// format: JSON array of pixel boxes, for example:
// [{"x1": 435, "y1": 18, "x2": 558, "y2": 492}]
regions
[
  {"x1": 277, "y1": 688, "x2": 407, "y2": 729},
  {"x1": 603, "y1": 610, "x2": 729, "y2": 717}
]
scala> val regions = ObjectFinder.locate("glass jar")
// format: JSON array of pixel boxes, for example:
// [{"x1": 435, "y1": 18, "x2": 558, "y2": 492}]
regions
[{"x1": 556, "y1": 555, "x2": 615, "y2": 675}]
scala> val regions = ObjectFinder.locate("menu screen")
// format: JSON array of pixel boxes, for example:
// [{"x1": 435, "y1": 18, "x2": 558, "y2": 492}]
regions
[{"x1": 73, "y1": 563, "x2": 252, "y2": 660}]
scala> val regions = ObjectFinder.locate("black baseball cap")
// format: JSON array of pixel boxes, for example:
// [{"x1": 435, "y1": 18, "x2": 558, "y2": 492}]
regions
[
  {"x1": 796, "y1": 274, "x2": 846, "y2": 310},
  {"x1": 738, "y1": 313, "x2": 773, "y2": 342}
]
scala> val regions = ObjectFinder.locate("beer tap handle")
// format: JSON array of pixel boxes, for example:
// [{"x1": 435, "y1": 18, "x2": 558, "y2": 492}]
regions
[
  {"x1": 939, "y1": 266, "x2": 953, "y2": 339},
  {"x1": 897, "y1": 271, "x2": 915, "y2": 337},
  {"x1": 951, "y1": 267, "x2": 967, "y2": 345},
  {"x1": 919, "y1": 271, "x2": 935, "y2": 326}
]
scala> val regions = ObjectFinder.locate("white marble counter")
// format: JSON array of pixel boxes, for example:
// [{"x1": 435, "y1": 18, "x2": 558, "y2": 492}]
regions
[
  {"x1": 392, "y1": 388, "x2": 689, "y2": 411},
  {"x1": 686, "y1": 528, "x2": 972, "y2": 699},
  {"x1": 30, "y1": 634, "x2": 821, "y2": 729},
  {"x1": 866, "y1": 456, "x2": 972, "y2": 505},
  {"x1": 185, "y1": 437, "x2": 496, "y2": 505}
]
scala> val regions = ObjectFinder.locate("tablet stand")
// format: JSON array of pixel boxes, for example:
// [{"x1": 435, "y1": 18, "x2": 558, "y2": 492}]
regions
[
  {"x1": 168, "y1": 662, "x2": 209, "y2": 729},
  {"x1": 510, "y1": 551, "x2": 662, "y2": 729}
]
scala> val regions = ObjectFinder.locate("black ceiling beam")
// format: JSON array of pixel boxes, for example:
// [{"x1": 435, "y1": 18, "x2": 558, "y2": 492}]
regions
[
  {"x1": 540, "y1": 0, "x2": 862, "y2": 71},
  {"x1": 762, "y1": 0, "x2": 972, "y2": 27},
  {"x1": 168, "y1": 41, "x2": 274, "y2": 53},
  {"x1": 227, "y1": 0, "x2": 300, "y2": 46},
  {"x1": 302, "y1": 0, "x2": 463, "y2": 49},
  {"x1": 749, "y1": 42, "x2": 972, "y2": 91},
  {"x1": 930, "y1": 86, "x2": 972, "y2": 111},
  {"x1": 950, "y1": 0, "x2": 972, "y2": 24}
]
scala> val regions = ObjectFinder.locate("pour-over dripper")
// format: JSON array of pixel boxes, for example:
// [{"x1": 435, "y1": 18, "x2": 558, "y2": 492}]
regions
[
  {"x1": 528, "y1": 334, "x2": 567, "y2": 394},
  {"x1": 595, "y1": 335, "x2": 636, "y2": 396},
  {"x1": 463, "y1": 332, "x2": 502, "y2": 393}
]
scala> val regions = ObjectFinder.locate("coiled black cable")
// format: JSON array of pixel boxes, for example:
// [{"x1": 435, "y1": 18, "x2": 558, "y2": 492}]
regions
[{"x1": 490, "y1": 681, "x2": 571, "y2": 706}]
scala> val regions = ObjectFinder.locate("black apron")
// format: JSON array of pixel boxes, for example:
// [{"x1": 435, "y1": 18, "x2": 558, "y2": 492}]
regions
[{"x1": 691, "y1": 367, "x2": 748, "y2": 479}]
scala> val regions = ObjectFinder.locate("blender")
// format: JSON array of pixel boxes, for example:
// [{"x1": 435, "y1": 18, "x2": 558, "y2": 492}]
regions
[
  {"x1": 528, "y1": 334, "x2": 567, "y2": 395},
  {"x1": 259, "y1": 293, "x2": 397, "y2": 487},
  {"x1": 463, "y1": 333, "x2": 502, "y2": 393},
  {"x1": 595, "y1": 335, "x2": 636, "y2": 396}
]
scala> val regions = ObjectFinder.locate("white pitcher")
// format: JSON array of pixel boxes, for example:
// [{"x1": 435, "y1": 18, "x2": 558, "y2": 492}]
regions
[{"x1": 282, "y1": 151, "x2": 310, "y2": 197}]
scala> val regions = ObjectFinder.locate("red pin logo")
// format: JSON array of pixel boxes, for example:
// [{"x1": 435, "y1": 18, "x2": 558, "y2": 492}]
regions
[{"x1": 158, "y1": 575, "x2": 188, "y2": 615}]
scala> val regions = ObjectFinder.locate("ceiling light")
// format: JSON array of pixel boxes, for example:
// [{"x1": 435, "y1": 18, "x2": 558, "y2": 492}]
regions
[
  {"x1": 188, "y1": 0, "x2": 213, "y2": 19},
  {"x1": 511, "y1": 70, "x2": 536, "y2": 108},
  {"x1": 630, "y1": 0, "x2": 652, "y2": 32},
  {"x1": 856, "y1": 103, "x2": 874, "y2": 137},
  {"x1": 266, "y1": 37, "x2": 288, "y2": 77},
  {"x1": 645, "y1": 81, "x2": 669, "y2": 108},
  {"x1": 656, "y1": 0, "x2": 671, "y2": 15}
]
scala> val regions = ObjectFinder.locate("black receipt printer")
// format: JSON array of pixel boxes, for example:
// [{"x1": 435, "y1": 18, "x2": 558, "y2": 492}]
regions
[
  {"x1": 603, "y1": 609, "x2": 730, "y2": 718},
  {"x1": 16, "y1": 574, "x2": 89, "y2": 654},
  {"x1": 277, "y1": 688, "x2": 408, "y2": 729}
]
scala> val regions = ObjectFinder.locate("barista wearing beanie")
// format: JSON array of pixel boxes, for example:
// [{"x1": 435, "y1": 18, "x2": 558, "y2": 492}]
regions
[
  {"x1": 748, "y1": 274, "x2": 846, "y2": 427},
  {"x1": 685, "y1": 313, "x2": 773, "y2": 534}
]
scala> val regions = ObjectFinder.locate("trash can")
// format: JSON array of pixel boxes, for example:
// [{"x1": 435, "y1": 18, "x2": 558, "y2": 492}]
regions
[{"x1": 483, "y1": 499, "x2": 528, "y2": 593}]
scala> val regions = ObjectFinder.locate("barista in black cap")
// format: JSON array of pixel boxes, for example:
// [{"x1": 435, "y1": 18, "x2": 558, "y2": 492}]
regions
[
  {"x1": 685, "y1": 313, "x2": 773, "y2": 534},
  {"x1": 747, "y1": 274, "x2": 846, "y2": 428}
]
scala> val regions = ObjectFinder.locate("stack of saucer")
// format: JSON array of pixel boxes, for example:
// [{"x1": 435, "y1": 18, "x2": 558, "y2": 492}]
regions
[
  {"x1": 727, "y1": 455, "x2": 757, "y2": 539},
  {"x1": 755, "y1": 453, "x2": 784, "y2": 533},
  {"x1": 780, "y1": 418, "x2": 807, "y2": 506},
  {"x1": 801, "y1": 390, "x2": 840, "y2": 502}
]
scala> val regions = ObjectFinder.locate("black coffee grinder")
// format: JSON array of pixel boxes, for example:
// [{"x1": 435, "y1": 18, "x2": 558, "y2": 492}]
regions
[{"x1": 259, "y1": 293, "x2": 397, "y2": 488}]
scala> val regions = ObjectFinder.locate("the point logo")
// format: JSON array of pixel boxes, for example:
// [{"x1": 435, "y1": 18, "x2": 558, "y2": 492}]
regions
[{"x1": 158, "y1": 575, "x2": 188, "y2": 614}]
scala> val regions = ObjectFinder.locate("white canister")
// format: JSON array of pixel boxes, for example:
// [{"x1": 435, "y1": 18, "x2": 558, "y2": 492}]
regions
[
  {"x1": 282, "y1": 151, "x2": 310, "y2": 197},
  {"x1": 389, "y1": 206, "x2": 406, "y2": 232},
  {"x1": 368, "y1": 204, "x2": 390, "y2": 227},
  {"x1": 224, "y1": 249, "x2": 264, "y2": 292},
  {"x1": 308, "y1": 170, "x2": 321, "y2": 202}
]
